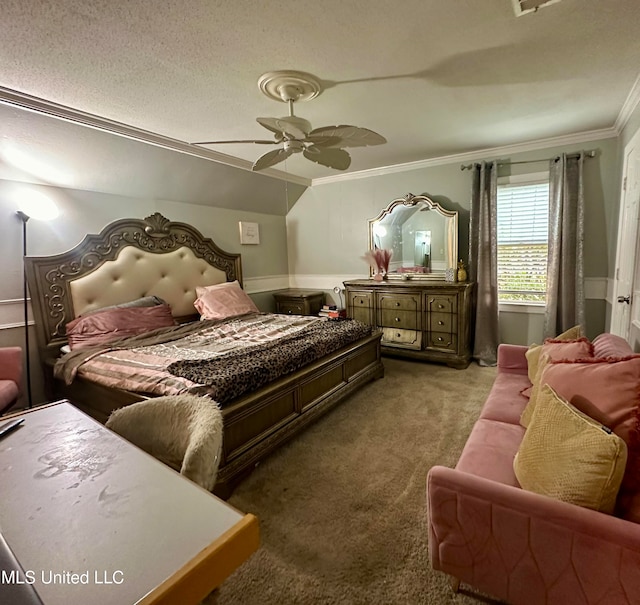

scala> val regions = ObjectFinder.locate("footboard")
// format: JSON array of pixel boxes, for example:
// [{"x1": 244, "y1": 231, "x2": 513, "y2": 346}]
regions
[{"x1": 53, "y1": 332, "x2": 383, "y2": 497}]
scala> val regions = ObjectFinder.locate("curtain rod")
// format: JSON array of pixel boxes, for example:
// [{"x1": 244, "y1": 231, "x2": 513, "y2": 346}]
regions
[{"x1": 460, "y1": 150, "x2": 596, "y2": 171}]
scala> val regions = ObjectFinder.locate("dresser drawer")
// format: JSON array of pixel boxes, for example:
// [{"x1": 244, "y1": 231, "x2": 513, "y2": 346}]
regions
[
  {"x1": 427, "y1": 331, "x2": 458, "y2": 352},
  {"x1": 379, "y1": 309, "x2": 418, "y2": 330},
  {"x1": 430, "y1": 312, "x2": 457, "y2": 333},
  {"x1": 348, "y1": 291, "x2": 373, "y2": 308},
  {"x1": 378, "y1": 293, "x2": 420, "y2": 312},
  {"x1": 277, "y1": 301, "x2": 305, "y2": 315},
  {"x1": 347, "y1": 290, "x2": 374, "y2": 325},
  {"x1": 427, "y1": 294, "x2": 457, "y2": 314},
  {"x1": 382, "y1": 328, "x2": 422, "y2": 350}
]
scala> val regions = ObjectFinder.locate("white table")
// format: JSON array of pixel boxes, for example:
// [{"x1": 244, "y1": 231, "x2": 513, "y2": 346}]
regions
[{"x1": 0, "y1": 401, "x2": 259, "y2": 605}]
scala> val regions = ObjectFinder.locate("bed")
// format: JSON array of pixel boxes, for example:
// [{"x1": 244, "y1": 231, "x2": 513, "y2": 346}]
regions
[{"x1": 25, "y1": 213, "x2": 384, "y2": 497}]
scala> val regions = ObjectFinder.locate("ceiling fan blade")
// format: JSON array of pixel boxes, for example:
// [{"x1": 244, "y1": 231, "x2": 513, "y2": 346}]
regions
[
  {"x1": 192, "y1": 139, "x2": 278, "y2": 145},
  {"x1": 257, "y1": 117, "x2": 307, "y2": 140},
  {"x1": 252, "y1": 147, "x2": 294, "y2": 171},
  {"x1": 306, "y1": 125, "x2": 387, "y2": 148},
  {"x1": 303, "y1": 146, "x2": 351, "y2": 170}
]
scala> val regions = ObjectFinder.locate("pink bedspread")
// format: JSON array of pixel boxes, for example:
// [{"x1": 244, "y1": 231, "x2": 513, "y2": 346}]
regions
[{"x1": 55, "y1": 313, "x2": 372, "y2": 404}]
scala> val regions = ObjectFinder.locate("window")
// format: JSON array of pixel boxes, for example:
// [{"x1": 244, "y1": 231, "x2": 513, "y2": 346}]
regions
[{"x1": 497, "y1": 174, "x2": 550, "y2": 304}]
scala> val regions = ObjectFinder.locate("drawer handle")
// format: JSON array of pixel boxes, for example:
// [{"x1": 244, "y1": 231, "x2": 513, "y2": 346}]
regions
[
  {"x1": 397, "y1": 332, "x2": 401, "y2": 338},
  {"x1": 437, "y1": 336, "x2": 444, "y2": 342},
  {"x1": 438, "y1": 304, "x2": 444, "y2": 309},
  {"x1": 396, "y1": 302, "x2": 400, "y2": 306},
  {"x1": 360, "y1": 300, "x2": 364, "y2": 305},
  {"x1": 438, "y1": 320, "x2": 444, "y2": 325},
  {"x1": 395, "y1": 317, "x2": 401, "y2": 322}
]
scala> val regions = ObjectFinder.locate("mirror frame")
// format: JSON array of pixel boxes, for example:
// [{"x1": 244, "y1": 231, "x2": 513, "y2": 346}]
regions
[{"x1": 367, "y1": 193, "x2": 458, "y2": 281}]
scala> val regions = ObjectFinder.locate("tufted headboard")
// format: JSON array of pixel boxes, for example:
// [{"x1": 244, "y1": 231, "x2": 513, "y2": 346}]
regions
[{"x1": 25, "y1": 212, "x2": 242, "y2": 365}]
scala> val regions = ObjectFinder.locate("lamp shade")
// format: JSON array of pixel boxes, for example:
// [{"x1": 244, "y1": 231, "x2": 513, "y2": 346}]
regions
[{"x1": 18, "y1": 189, "x2": 59, "y2": 221}]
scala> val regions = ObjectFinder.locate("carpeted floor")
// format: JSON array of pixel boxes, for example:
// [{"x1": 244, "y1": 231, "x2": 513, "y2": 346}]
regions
[{"x1": 214, "y1": 357, "x2": 498, "y2": 605}]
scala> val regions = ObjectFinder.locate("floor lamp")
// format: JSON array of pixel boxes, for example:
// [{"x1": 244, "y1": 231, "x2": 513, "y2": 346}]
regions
[
  {"x1": 16, "y1": 193, "x2": 59, "y2": 408},
  {"x1": 16, "y1": 210, "x2": 33, "y2": 408}
]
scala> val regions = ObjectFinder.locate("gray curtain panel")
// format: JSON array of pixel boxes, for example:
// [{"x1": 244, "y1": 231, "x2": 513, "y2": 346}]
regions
[
  {"x1": 544, "y1": 153, "x2": 585, "y2": 338},
  {"x1": 468, "y1": 162, "x2": 499, "y2": 366}
]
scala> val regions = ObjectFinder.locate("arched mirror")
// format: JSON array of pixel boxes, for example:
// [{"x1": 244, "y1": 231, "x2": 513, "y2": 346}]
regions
[{"x1": 368, "y1": 193, "x2": 458, "y2": 280}]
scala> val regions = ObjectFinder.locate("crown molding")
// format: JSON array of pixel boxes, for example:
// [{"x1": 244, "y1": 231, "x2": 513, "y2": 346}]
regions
[
  {"x1": 0, "y1": 86, "x2": 311, "y2": 188},
  {"x1": 614, "y1": 73, "x2": 640, "y2": 134},
  {"x1": 311, "y1": 128, "x2": 618, "y2": 186},
  {"x1": 1, "y1": 84, "x2": 631, "y2": 191}
]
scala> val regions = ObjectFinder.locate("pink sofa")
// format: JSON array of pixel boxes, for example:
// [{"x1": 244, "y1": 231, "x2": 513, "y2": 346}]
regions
[
  {"x1": 427, "y1": 335, "x2": 640, "y2": 605},
  {"x1": 0, "y1": 347, "x2": 22, "y2": 414}
]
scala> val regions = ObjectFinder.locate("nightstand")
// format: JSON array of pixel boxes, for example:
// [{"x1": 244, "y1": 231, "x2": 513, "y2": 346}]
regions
[{"x1": 273, "y1": 289, "x2": 324, "y2": 316}]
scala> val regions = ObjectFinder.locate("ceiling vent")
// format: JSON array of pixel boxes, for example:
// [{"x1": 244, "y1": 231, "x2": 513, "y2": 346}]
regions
[{"x1": 512, "y1": 0, "x2": 562, "y2": 16}]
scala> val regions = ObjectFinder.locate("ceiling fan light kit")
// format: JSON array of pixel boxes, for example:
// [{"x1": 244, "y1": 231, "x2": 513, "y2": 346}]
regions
[{"x1": 192, "y1": 70, "x2": 386, "y2": 172}]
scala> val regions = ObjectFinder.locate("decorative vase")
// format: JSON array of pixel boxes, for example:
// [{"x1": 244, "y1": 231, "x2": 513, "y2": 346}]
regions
[{"x1": 457, "y1": 260, "x2": 467, "y2": 282}]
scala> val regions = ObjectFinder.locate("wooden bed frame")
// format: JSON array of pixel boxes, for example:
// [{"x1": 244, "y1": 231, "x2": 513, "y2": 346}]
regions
[{"x1": 25, "y1": 213, "x2": 384, "y2": 497}]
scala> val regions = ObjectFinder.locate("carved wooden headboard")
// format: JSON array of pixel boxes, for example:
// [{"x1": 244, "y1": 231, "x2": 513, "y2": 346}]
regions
[{"x1": 25, "y1": 212, "x2": 242, "y2": 364}]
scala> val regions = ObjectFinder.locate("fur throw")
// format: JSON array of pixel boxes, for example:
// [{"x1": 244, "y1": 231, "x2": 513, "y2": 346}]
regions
[{"x1": 106, "y1": 394, "x2": 223, "y2": 491}]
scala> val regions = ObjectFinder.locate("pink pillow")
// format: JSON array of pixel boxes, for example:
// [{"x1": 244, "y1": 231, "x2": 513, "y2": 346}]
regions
[
  {"x1": 541, "y1": 338, "x2": 594, "y2": 359},
  {"x1": 540, "y1": 355, "x2": 640, "y2": 518},
  {"x1": 592, "y1": 333, "x2": 634, "y2": 359},
  {"x1": 541, "y1": 356, "x2": 640, "y2": 445},
  {"x1": 193, "y1": 281, "x2": 259, "y2": 320},
  {"x1": 66, "y1": 304, "x2": 176, "y2": 350}
]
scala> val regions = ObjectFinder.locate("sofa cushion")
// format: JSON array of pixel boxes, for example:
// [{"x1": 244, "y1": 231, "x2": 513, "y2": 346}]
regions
[
  {"x1": 479, "y1": 371, "x2": 531, "y2": 425},
  {"x1": 456, "y1": 418, "x2": 525, "y2": 487},
  {"x1": 514, "y1": 385, "x2": 627, "y2": 514},
  {"x1": 525, "y1": 325, "x2": 584, "y2": 382},
  {"x1": 521, "y1": 338, "x2": 594, "y2": 427}
]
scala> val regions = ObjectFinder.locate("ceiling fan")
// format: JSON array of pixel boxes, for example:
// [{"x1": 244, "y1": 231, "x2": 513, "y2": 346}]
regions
[{"x1": 192, "y1": 71, "x2": 386, "y2": 171}]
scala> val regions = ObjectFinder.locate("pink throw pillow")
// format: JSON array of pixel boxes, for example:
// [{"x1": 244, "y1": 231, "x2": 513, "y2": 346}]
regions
[
  {"x1": 66, "y1": 304, "x2": 176, "y2": 350},
  {"x1": 541, "y1": 356, "x2": 640, "y2": 445},
  {"x1": 194, "y1": 280, "x2": 259, "y2": 320},
  {"x1": 592, "y1": 333, "x2": 634, "y2": 359},
  {"x1": 541, "y1": 337, "x2": 594, "y2": 360},
  {"x1": 520, "y1": 338, "x2": 594, "y2": 423}
]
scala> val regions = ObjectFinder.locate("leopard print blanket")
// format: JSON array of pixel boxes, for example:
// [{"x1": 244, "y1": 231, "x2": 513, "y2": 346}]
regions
[{"x1": 167, "y1": 318, "x2": 373, "y2": 405}]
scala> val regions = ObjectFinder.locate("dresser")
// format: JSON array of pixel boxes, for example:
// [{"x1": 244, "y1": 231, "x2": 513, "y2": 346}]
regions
[{"x1": 344, "y1": 280, "x2": 475, "y2": 369}]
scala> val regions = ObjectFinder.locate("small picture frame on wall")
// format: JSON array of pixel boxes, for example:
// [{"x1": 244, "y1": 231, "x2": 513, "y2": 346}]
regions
[{"x1": 239, "y1": 221, "x2": 260, "y2": 245}]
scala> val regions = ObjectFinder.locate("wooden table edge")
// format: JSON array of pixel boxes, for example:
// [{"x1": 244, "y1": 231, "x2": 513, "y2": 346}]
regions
[{"x1": 136, "y1": 512, "x2": 260, "y2": 605}]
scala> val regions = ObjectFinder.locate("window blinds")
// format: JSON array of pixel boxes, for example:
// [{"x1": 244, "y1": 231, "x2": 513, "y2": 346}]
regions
[{"x1": 497, "y1": 181, "x2": 550, "y2": 303}]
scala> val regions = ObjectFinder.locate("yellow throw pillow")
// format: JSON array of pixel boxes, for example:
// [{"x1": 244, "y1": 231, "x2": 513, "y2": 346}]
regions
[
  {"x1": 525, "y1": 325, "x2": 583, "y2": 383},
  {"x1": 526, "y1": 345, "x2": 542, "y2": 383},
  {"x1": 514, "y1": 384, "x2": 627, "y2": 514},
  {"x1": 521, "y1": 350, "x2": 549, "y2": 427}
]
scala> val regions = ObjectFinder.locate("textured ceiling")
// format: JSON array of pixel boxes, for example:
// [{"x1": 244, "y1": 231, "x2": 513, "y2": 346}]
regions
[{"x1": 2, "y1": 0, "x2": 640, "y2": 183}]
